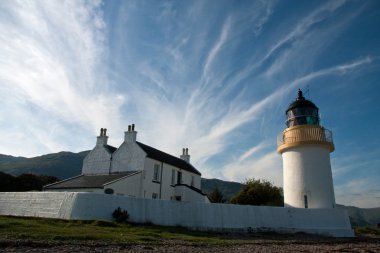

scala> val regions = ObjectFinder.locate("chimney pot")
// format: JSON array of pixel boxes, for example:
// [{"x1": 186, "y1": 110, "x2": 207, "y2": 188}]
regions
[
  {"x1": 104, "y1": 128, "x2": 107, "y2": 136},
  {"x1": 132, "y1": 124, "x2": 135, "y2": 131},
  {"x1": 128, "y1": 125, "x2": 131, "y2": 131},
  {"x1": 180, "y1": 148, "x2": 190, "y2": 163},
  {"x1": 100, "y1": 128, "x2": 104, "y2": 136}
]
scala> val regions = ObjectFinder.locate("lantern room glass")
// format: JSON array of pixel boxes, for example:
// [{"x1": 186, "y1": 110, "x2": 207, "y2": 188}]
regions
[{"x1": 286, "y1": 107, "x2": 319, "y2": 127}]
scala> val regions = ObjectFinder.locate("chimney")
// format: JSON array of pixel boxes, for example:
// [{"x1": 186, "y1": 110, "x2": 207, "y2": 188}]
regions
[
  {"x1": 124, "y1": 124, "x2": 137, "y2": 143},
  {"x1": 180, "y1": 147, "x2": 190, "y2": 163},
  {"x1": 96, "y1": 127, "x2": 108, "y2": 146}
]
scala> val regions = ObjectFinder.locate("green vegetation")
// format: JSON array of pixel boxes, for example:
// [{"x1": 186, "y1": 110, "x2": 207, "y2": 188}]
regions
[
  {"x1": 0, "y1": 215, "x2": 378, "y2": 245},
  {"x1": 207, "y1": 187, "x2": 226, "y2": 203},
  {"x1": 0, "y1": 172, "x2": 58, "y2": 192},
  {"x1": 202, "y1": 178, "x2": 242, "y2": 200},
  {"x1": 355, "y1": 226, "x2": 380, "y2": 238},
  {"x1": 230, "y1": 179, "x2": 283, "y2": 206},
  {"x1": 0, "y1": 216, "x2": 231, "y2": 244}
]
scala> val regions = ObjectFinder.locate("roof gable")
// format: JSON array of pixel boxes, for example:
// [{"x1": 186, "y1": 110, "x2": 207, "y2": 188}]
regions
[
  {"x1": 44, "y1": 172, "x2": 138, "y2": 189},
  {"x1": 136, "y1": 142, "x2": 201, "y2": 175}
]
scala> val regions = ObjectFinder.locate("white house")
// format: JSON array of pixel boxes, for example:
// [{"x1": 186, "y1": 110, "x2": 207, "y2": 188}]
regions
[{"x1": 44, "y1": 125, "x2": 209, "y2": 203}]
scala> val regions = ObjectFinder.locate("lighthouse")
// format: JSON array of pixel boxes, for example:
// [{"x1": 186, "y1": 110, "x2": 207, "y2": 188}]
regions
[{"x1": 277, "y1": 89, "x2": 336, "y2": 209}]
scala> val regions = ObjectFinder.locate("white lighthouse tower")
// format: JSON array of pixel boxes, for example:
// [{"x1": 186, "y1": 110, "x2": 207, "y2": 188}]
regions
[{"x1": 277, "y1": 89, "x2": 336, "y2": 209}]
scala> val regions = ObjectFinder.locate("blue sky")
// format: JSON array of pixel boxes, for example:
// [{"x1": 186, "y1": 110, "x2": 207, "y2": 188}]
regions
[{"x1": 0, "y1": 0, "x2": 379, "y2": 208}]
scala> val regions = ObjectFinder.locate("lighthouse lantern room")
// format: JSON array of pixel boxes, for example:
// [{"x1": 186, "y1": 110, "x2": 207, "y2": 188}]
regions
[{"x1": 278, "y1": 89, "x2": 336, "y2": 209}]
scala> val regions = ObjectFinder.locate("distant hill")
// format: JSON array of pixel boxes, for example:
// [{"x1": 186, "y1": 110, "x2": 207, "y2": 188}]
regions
[
  {"x1": 0, "y1": 151, "x2": 88, "y2": 180},
  {"x1": 0, "y1": 154, "x2": 27, "y2": 163},
  {"x1": 0, "y1": 151, "x2": 379, "y2": 226},
  {"x1": 336, "y1": 204, "x2": 380, "y2": 227},
  {"x1": 201, "y1": 178, "x2": 243, "y2": 200}
]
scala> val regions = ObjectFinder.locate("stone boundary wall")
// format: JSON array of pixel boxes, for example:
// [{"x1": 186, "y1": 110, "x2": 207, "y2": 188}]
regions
[{"x1": 0, "y1": 192, "x2": 354, "y2": 237}]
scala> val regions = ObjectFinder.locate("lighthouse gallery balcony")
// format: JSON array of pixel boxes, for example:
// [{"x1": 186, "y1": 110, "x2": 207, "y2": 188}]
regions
[{"x1": 277, "y1": 125, "x2": 334, "y2": 153}]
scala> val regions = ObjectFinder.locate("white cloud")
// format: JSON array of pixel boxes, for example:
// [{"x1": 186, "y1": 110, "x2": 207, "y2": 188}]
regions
[
  {"x1": 222, "y1": 149, "x2": 283, "y2": 186},
  {"x1": 0, "y1": 1, "x2": 125, "y2": 156},
  {"x1": 202, "y1": 16, "x2": 232, "y2": 79},
  {"x1": 263, "y1": 0, "x2": 347, "y2": 63},
  {"x1": 335, "y1": 179, "x2": 380, "y2": 208}
]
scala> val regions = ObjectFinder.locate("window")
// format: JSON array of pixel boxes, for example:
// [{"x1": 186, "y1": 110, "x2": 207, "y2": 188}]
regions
[
  {"x1": 171, "y1": 169, "x2": 175, "y2": 185},
  {"x1": 153, "y1": 164, "x2": 160, "y2": 182},
  {"x1": 104, "y1": 188, "x2": 114, "y2": 194},
  {"x1": 177, "y1": 171, "x2": 182, "y2": 184},
  {"x1": 152, "y1": 193, "x2": 158, "y2": 199},
  {"x1": 304, "y1": 195, "x2": 308, "y2": 209}
]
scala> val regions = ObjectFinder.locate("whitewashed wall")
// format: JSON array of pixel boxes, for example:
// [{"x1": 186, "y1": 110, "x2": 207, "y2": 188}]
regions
[
  {"x1": 111, "y1": 142, "x2": 146, "y2": 172},
  {"x1": 143, "y1": 157, "x2": 204, "y2": 201},
  {"x1": 282, "y1": 145, "x2": 335, "y2": 209},
  {"x1": 0, "y1": 192, "x2": 353, "y2": 237},
  {"x1": 106, "y1": 173, "x2": 142, "y2": 197},
  {"x1": 174, "y1": 185, "x2": 209, "y2": 203},
  {"x1": 82, "y1": 147, "x2": 112, "y2": 175}
]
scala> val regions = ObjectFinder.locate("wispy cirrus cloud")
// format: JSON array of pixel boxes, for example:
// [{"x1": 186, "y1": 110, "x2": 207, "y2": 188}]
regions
[
  {"x1": 0, "y1": 0, "x2": 378, "y2": 208},
  {"x1": 0, "y1": 1, "x2": 125, "y2": 156},
  {"x1": 335, "y1": 179, "x2": 380, "y2": 208}
]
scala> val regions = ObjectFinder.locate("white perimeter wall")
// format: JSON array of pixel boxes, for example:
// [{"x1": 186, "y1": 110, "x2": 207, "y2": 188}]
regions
[{"x1": 0, "y1": 192, "x2": 353, "y2": 237}]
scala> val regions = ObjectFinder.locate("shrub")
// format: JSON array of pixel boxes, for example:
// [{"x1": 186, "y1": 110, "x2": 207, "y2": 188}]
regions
[
  {"x1": 91, "y1": 220, "x2": 118, "y2": 227},
  {"x1": 230, "y1": 178, "x2": 283, "y2": 206},
  {"x1": 112, "y1": 207, "x2": 130, "y2": 223}
]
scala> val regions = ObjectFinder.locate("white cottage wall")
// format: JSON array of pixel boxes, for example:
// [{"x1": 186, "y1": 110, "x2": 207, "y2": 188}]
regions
[
  {"x1": 111, "y1": 142, "x2": 146, "y2": 173},
  {"x1": 143, "y1": 158, "x2": 203, "y2": 201},
  {"x1": 105, "y1": 172, "x2": 142, "y2": 197},
  {"x1": 143, "y1": 158, "x2": 163, "y2": 199},
  {"x1": 82, "y1": 147, "x2": 112, "y2": 175},
  {"x1": 174, "y1": 185, "x2": 208, "y2": 203},
  {"x1": 160, "y1": 164, "x2": 175, "y2": 200}
]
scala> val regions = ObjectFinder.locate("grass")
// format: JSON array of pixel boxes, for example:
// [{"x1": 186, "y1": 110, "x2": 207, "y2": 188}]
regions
[
  {"x1": 0, "y1": 215, "x2": 231, "y2": 244},
  {"x1": 0, "y1": 215, "x2": 378, "y2": 245},
  {"x1": 355, "y1": 226, "x2": 380, "y2": 238}
]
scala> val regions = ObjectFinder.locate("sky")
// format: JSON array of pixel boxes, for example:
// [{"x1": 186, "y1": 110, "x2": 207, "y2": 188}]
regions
[{"x1": 0, "y1": 0, "x2": 379, "y2": 208}]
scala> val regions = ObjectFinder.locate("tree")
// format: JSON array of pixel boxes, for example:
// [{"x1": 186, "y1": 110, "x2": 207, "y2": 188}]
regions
[
  {"x1": 230, "y1": 178, "x2": 283, "y2": 206},
  {"x1": 207, "y1": 187, "x2": 225, "y2": 203},
  {"x1": 0, "y1": 172, "x2": 59, "y2": 192}
]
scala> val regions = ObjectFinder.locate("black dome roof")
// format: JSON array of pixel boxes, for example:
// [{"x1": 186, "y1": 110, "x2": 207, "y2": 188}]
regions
[{"x1": 286, "y1": 89, "x2": 318, "y2": 113}]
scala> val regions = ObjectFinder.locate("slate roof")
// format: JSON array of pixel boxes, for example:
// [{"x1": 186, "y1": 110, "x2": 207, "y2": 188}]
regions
[
  {"x1": 104, "y1": 145, "x2": 117, "y2": 154},
  {"x1": 44, "y1": 171, "x2": 138, "y2": 189},
  {"x1": 136, "y1": 142, "x2": 201, "y2": 175},
  {"x1": 175, "y1": 184, "x2": 206, "y2": 195}
]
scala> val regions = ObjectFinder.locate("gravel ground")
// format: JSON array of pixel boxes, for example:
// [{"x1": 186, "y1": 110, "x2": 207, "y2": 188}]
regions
[{"x1": 1, "y1": 237, "x2": 380, "y2": 253}]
